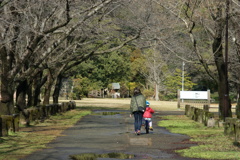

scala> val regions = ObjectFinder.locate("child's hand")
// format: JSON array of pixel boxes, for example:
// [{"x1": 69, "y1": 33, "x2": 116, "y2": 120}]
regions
[{"x1": 130, "y1": 114, "x2": 132, "y2": 117}]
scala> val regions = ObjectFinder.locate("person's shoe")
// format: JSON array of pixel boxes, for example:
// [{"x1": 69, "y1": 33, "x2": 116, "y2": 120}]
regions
[
  {"x1": 150, "y1": 127, "x2": 153, "y2": 131},
  {"x1": 137, "y1": 130, "x2": 141, "y2": 135}
]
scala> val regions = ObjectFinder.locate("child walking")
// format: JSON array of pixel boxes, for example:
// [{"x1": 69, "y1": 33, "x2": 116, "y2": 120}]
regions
[{"x1": 143, "y1": 101, "x2": 154, "y2": 131}]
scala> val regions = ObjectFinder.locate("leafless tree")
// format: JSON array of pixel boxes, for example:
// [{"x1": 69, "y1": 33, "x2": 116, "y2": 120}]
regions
[
  {"x1": 120, "y1": 0, "x2": 187, "y2": 101},
  {"x1": 228, "y1": 0, "x2": 240, "y2": 118},
  {"x1": 0, "y1": 0, "x2": 141, "y2": 114},
  {"x1": 153, "y1": 0, "x2": 240, "y2": 119}
]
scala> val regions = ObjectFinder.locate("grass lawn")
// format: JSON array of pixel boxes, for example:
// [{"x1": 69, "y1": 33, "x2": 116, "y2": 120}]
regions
[
  {"x1": 158, "y1": 115, "x2": 240, "y2": 160},
  {"x1": 0, "y1": 109, "x2": 91, "y2": 160}
]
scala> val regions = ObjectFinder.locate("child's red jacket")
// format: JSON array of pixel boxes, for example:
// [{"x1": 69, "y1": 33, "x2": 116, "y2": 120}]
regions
[{"x1": 143, "y1": 107, "x2": 154, "y2": 118}]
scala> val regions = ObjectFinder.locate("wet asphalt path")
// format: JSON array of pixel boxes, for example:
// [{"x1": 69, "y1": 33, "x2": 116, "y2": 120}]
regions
[{"x1": 22, "y1": 110, "x2": 206, "y2": 160}]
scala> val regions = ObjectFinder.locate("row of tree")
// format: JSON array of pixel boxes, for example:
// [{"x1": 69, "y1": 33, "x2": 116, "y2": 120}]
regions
[
  {"x1": 67, "y1": 49, "x2": 195, "y2": 100},
  {"x1": 1, "y1": 0, "x2": 240, "y2": 120},
  {"x1": 165, "y1": 0, "x2": 240, "y2": 119},
  {"x1": 0, "y1": 0, "x2": 142, "y2": 115}
]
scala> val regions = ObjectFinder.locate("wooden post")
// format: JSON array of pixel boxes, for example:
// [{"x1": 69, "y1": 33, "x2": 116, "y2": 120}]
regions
[{"x1": 203, "y1": 105, "x2": 209, "y2": 112}]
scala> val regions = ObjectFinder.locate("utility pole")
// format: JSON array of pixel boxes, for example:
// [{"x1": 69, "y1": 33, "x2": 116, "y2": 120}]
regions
[
  {"x1": 182, "y1": 62, "x2": 185, "y2": 102},
  {"x1": 182, "y1": 61, "x2": 185, "y2": 91}
]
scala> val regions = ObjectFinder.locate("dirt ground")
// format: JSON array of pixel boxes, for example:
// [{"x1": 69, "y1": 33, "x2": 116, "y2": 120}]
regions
[
  {"x1": 73, "y1": 98, "x2": 180, "y2": 111},
  {"x1": 74, "y1": 98, "x2": 239, "y2": 116}
]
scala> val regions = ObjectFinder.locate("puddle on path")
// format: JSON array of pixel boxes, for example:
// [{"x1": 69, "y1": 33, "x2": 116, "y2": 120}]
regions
[
  {"x1": 102, "y1": 111, "x2": 121, "y2": 115},
  {"x1": 93, "y1": 111, "x2": 125, "y2": 116},
  {"x1": 129, "y1": 137, "x2": 152, "y2": 146},
  {"x1": 69, "y1": 152, "x2": 134, "y2": 160}
]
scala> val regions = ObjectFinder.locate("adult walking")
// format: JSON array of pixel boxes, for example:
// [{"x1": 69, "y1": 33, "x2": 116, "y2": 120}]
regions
[{"x1": 130, "y1": 87, "x2": 146, "y2": 135}]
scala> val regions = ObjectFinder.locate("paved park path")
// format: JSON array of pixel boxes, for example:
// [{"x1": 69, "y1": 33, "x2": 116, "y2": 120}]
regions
[{"x1": 22, "y1": 109, "x2": 205, "y2": 160}]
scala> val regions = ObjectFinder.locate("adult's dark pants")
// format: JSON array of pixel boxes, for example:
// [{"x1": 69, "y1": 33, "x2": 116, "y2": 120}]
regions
[{"x1": 133, "y1": 111, "x2": 143, "y2": 132}]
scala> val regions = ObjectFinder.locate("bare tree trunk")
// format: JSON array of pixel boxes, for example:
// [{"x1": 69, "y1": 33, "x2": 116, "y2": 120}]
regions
[
  {"x1": 33, "y1": 72, "x2": 46, "y2": 106},
  {"x1": 43, "y1": 71, "x2": 54, "y2": 105},
  {"x1": 16, "y1": 80, "x2": 28, "y2": 110},
  {"x1": 53, "y1": 74, "x2": 63, "y2": 104},
  {"x1": 153, "y1": 44, "x2": 160, "y2": 101},
  {"x1": 0, "y1": 48, "x2": 15, "y2": 115},
  {"x1": 33, "y1": 85, "x2": 41, "y2": 106},
  {"x1": 155, "y1": 83, "x2": 159, "y2": 101},
  {"x1": 27, "y1": 82, "x2": 33, "y2": 107},
  {"x1": 236, "y1": 85, "x2": 240, "y2": 119}
]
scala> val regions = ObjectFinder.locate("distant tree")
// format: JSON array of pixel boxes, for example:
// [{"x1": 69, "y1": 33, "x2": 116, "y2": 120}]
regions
[
  {"x1": 71, "y1": 50, "x2": 132, "y2": 93},
  {"x1": 164, "y1": 68, "x2": 196, "y2": 99},
  {"x1": 70, "y1": 76, "x2": 101, "y2": 99}
]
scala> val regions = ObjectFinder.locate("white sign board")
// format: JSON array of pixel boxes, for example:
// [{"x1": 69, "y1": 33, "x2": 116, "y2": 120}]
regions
[
  {"x1": 180, "y1": 91, "x2": 208, "y2": 100},
  {"x1": 112, "y1": 83, "x2": 120, "y2": 89}
]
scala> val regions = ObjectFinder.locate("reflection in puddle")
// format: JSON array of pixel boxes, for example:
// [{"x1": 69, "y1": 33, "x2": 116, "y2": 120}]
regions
[
  {"x1": 102, "y1": 112, "x2": 120, "y2": 115},
  {"x1": 130, "y1": 138, "x2": 152, "y2": 146},
  {"x1": 93, "y1": 111, "x2": 125, "y2": 116},
  {"x1": 69, "y1": 152, "x2": 134, "y2": 160}
]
